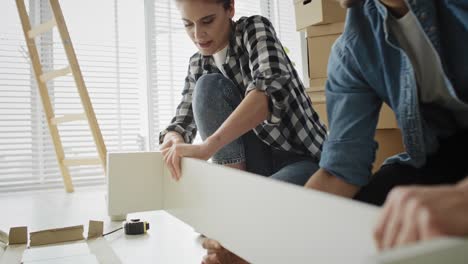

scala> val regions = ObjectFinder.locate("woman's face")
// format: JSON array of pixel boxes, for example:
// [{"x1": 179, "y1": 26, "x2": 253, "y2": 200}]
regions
[{"x1": 177, "y1": 0, "x2": 235, "y2": 56}]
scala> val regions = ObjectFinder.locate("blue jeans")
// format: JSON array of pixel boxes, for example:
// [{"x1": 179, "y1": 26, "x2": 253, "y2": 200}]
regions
[{"x1": 192, "y1": 73, "x2": 319, "y2": 186}]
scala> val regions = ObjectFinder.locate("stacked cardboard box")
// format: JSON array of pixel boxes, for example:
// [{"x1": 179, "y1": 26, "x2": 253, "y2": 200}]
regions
[
  {"x1": 294, "y1": 0, "x2": 346, "y2": 31},
  {"x1": 306, "y1": 22, "x2": 343, "y2": 96},
  {"x1": 294, "y1": 1, "x2": 404, "y2": 171}
]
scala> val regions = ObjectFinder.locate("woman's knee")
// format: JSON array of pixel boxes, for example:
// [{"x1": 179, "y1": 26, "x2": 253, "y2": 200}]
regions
[
  {"x1": 192, "y1": 74, "x2": 240, "y2": 140},
  {"x1": 192, "y1": 73, "x2": 240, "y2": 115},
  {"x1": 193, "y1": 73, "x2": 224, "y2": 110}
]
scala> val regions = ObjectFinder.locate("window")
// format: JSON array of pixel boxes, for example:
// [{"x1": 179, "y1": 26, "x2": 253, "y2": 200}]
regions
[
  {"x1": 0, "y1": 0, "x2": 304, "y2": 192},
  {"x1": 146, "y1": 0, "x2": 304, "y2": 150},
  {"x1": 0, "y1": 0, "x2": 144, "y2": 192}
]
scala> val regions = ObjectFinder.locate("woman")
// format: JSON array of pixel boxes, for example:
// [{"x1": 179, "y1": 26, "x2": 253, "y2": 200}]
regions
[
  {"x1": 160, "y1": 0, "x2": 326, "y2": 185},
  {"x1": 159, "y1": 0, "x2": 327, "y2": 262}
]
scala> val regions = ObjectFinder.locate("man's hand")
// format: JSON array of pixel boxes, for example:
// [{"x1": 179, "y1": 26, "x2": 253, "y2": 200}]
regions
[
  {"x1": 304, "y1": 168, "x2": 360, "y2": 198},
  {"x1": 374, "y1": 185, "x2": 468, "y2": 250},
  {"x1": 160, "y1": 134, "x2": 217, "y2": 180},
  {"x1": 201, "y1": 238, "x2": 249, "y2": 264}
]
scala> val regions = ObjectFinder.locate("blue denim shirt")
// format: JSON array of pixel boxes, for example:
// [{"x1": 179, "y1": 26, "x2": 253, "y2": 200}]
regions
[{"x1": 320, "y1": 0, "x2": 468, "y2": 186}]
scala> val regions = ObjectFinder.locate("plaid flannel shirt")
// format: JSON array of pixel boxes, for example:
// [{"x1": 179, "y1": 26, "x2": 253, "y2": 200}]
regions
[{"x1": 160, "y1": 15, "x2": 327, "y2": 159}]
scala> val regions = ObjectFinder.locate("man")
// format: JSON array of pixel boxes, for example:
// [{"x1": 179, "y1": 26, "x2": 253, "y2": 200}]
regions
[
  {"x1": 203, "y1": 0, "x2": 468, "y2": 262},
  {"x1": 304, "y1": 0, "x2": 468, "y2": 250}
]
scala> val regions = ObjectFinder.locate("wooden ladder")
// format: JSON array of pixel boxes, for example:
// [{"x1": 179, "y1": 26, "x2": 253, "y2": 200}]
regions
[{"x1": 15, "y1": 0, "x2": 107, "y2": 192}]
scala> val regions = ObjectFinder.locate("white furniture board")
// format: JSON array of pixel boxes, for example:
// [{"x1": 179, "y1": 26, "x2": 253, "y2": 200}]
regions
[
  {"x1": 22, "y1": 242, "x2": 90, "y2": 262},
  {"x1": 166, "y1": 158, "x2": 381, "y2": 264},
  {"x1": 107, "y1": 152, "x2": 164, "y2": 216},
  {"x1": 23, "y1": 255, "x2": 99, "y2": 264},
  {"x1": 108, "y1": 152, "x2": 379, "y2": 263},
  {"x1": 107, "y1": 152, "x2": 468, "y2": 264},
  {"x1": 86, "y1": 237, "x2": 122, "y2": 264},
  {"x1": 0, "y1": 245, "x2": 26, "y2": 264},
  {"x1": 368, "y1": 238, "x2": 468, "y2": 264}
]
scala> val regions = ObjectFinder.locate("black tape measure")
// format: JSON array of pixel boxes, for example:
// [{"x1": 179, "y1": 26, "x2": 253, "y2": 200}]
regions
[{"x1": 124, "y1": 219, "x2": 150, "y2": 235}]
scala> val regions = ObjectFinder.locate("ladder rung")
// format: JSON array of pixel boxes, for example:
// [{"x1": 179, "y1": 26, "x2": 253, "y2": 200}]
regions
[
  {"x1": 51, "y1": 113, "x2": 87, "y2": 125},
  {"x1": 62, "y1": 158, "x2": 102, "y2": 167},
  {"x1": 28, "y1": 19, "x2": 57, "y2": 39},
  {"x1": 40, "y1": 66, "x2": 71, "y2": 83}
]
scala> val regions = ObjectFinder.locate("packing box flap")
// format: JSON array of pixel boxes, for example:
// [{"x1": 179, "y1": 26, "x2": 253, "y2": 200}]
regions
[
  {"x1": 30, "y1": 225, "x2": 84, "y2": 247},
  {"x1": 8, "y1": 227, "x2": 27, "y2": 245},
  {"x1": 87, "y1": 220, "x2": 104, "y2": 239}
]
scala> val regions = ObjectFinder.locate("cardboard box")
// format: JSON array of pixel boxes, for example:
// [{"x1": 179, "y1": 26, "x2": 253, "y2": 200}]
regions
[
  {"x1": 377, "y1": 103, "x2": 398, "y2": 129},
  {"x1": 373, "y1": 129, "x2": 404, "y2": 171},
  {"x1": 308, "y1": 91, "x2": 398, "y2": 129},
  {"x1": 308, "y1": 91, "x2": 326, "y2": 103},
  {"x1": 308, "y1": 35, "x2": 339, "y2": 78},
  {"x1": 306, "y1": 22, "x2": 344, "y2": 37},
  {"x1": 294, "y1": 0, "x2": 346, "y2": 31},
  {"x1": 308, "y1": 78, "x2": 327, "y2": 92},
  {"x1": 307, "y1": 23, "x2": 343, "y2": 79}
]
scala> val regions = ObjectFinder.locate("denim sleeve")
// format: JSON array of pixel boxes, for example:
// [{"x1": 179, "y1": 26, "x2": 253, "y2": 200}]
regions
[
  {"x1": 319, "y1": 40, "x2": 382, "y2": 186},
  {"x1": 242, "y1": 16, "x2": 292, "y2": 125},
  {"x1": 159, "y1": 63, "x2": 197, "y2": 144}
]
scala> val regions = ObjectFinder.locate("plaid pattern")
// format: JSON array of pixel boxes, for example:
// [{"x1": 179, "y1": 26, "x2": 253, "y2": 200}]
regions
[{"x1": 160, "y1": 15, "x2": 327, "y2": 158}]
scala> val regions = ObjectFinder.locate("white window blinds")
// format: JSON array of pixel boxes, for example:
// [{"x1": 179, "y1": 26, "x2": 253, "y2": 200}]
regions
[
  {"x1": 0, "y1": 0, "x2": 302, "y2": 192},
  {"x1": 0, "y1": 0, "x2": 144, "y2": 192},
  {"x1": 146, "y1": 0, "x2": 304, "y2": 150}
]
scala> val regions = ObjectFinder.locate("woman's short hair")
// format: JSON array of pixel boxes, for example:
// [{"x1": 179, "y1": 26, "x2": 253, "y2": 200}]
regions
[
  {"x1": 216, "y1": 0, "x2": 232, "y2": 10},
  {"x1": 175, "y1": 0, "x2": 232, "y2": 10}
]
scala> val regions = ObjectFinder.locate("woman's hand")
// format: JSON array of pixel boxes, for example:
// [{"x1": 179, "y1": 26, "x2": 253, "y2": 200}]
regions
[
  {"x1": 161, "y1": 133, "x2": 217, "y2": 180},
  {"x1": 201, "y1": 238, "x2": 249, "y2": 264},
  {"x1": 160, "y1": 132, "x2": 185, "y2": 151}
]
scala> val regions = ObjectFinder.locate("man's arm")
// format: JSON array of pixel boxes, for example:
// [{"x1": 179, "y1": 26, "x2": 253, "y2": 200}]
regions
[{"x1": 304, "y1": 33, "x2": 382, "y2": 195}]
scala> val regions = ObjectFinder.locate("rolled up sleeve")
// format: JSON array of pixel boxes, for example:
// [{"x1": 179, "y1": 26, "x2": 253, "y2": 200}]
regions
[
  {"x1": 319, "y1": 40, "x2": 382, "y2": 186},
  {"x1": 243, "y1": 16, "x2": 292, "y2": 125}
]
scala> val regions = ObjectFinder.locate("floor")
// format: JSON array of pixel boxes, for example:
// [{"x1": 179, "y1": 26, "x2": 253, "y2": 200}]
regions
[{"x1": 0, "y1": 187, "x2": 206, "y2": 263}]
